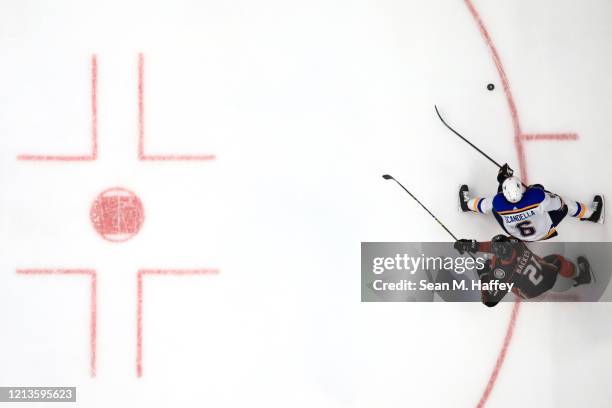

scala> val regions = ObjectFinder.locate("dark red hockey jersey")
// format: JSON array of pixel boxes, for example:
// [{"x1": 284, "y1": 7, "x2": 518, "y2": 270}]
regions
[{"x1": 475, "y1": 241, "x2": 575, "y2": 306}]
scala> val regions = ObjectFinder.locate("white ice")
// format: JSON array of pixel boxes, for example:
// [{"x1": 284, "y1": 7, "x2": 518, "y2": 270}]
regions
[{"x1": 0, "y1": 0, "x2": 611, "y2": 407}]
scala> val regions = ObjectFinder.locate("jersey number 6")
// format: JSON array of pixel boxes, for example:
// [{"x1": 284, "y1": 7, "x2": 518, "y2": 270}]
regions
[{"x1": 516, "y1": 221, "x2": 536, "y2": 237}]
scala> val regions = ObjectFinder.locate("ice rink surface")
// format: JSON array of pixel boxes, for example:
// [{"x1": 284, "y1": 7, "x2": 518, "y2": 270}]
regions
[{"x1": 0, "y1": 0, "x2": 611, "y2": 407}]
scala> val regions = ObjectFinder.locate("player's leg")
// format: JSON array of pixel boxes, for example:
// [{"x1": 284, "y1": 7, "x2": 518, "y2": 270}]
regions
[
  {"x1": 459, "y1": 185, "x2": 491, "y2": 214},
  {"x1": 542, "y1": 254, "x2": 592, "y2": 287},
  {"x1": 548, "y1": 205, "x2": 569, "y2": 230},
  {"x1": 574, "y1": 256, "x2": 594, "y2": 286},
  {"x1": 564, "y1": 196, "x2": 605, "y2": 224}
]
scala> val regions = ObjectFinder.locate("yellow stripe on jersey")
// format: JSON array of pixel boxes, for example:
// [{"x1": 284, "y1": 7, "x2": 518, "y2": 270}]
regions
[
  {"x1": 472, "y1": 197, "x2": 480, "y2": 212},
  {"x1": 543, "y1": 227, "x2": 557, "y2": 240},
  {"x1": 497, "y1": 203, "x2": 540, "y2": 215},
  {"x1": 578, "y1": 202, "x2": 587, "y2": 219}
]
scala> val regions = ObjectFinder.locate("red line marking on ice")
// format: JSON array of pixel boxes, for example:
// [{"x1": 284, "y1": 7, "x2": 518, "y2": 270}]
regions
[
  {"x1": 463, "y1": 1, "x2": 581, "y2": 406},
  {"x1": 136, "y1": 268, "x2": 219, "y2": 377},
  {"x1": 137, "y1": 53, "x2": 216, "y2": 161},
  {"x1": 18, "y1": 55, "x2": 98, "y2": 161},
  {"x1": 465, "y1": 0, "x2": 524, "y2": 403},
  {"x1": 522, "y1": 133, "x2": 578, "y2": 141},
  {"x1": 476, "y1": 299, "x2": 520, "y2": 408},
  {"x1": 463, "y1": 0, "x2": 528, "y2": 178},
  {"x1": 463, "y1": 0, "x2": 578, "y2": 176},
  {"x1": 17, "y1": 269, "x2": 97, "y2": 377}
]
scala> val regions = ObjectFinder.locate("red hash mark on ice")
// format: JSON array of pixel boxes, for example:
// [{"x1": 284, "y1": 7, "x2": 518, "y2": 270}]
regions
[
  {"x1": 16, "y1": 269, "x2": 97, "y2": 377},
  {"x1": 138, "y1": 53, "x2": 216, "y2": 161},
  {"x1": 18, "y1": 55, "x2": 98, "y2": 161},
  {"x1": 136, "y1": 269, "x2": 219, "y2": 377},
  {"x1": 18, "y1": 53, "x2": 217, "y2": 162},
  {"x1": 522, "y1": 133, "x2": 578, "y2": 141},
  {"x1": 16, "y1": 52, "x2": 218, "y2": 377},
  {"x1": 463, "y1": 1, "x2": 582, "y2": 407}
]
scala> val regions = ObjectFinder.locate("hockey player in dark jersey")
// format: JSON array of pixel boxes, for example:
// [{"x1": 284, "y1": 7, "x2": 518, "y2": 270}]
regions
[
  {"x1": 454, "y1": 235, "x2": 593, "y2": 307},
  {"x1": 459, "y1": 164, "x2": 604, "y2": 241}
]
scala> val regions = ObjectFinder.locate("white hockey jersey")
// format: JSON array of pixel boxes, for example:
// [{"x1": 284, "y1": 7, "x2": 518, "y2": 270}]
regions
[{"x1": 472, "y1": 186, "x2": 564, "y2": 242}]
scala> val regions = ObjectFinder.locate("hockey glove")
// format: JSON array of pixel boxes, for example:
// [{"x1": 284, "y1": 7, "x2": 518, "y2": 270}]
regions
[
  {"x1": 496, "y1": 163, "x2": 514, "y2": 184},
  {"x1": 454, "y1": 239, "x2": 479, "y2": 255}
]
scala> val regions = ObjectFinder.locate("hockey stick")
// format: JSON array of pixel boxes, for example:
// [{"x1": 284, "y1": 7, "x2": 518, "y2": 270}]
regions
[
  {"x1": 434, "y1": 105, "x2": 503, "y2": 169},
  {"x1": 382, "y1": 174, "x2": 458, "y2": 240},
  {"x1": 434, "y1": 105, "x2": 529, "y2": 188}
]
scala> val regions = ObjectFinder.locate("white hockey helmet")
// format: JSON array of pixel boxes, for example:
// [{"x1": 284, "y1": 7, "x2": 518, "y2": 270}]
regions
[{"x1": 502, "y1": 176, "x2": 523, "y2": 203}]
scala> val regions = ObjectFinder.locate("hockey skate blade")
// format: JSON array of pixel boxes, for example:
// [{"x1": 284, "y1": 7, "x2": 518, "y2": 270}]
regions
[{"x1": 598, "y1": 196, "x2": 605, "y2": 224}]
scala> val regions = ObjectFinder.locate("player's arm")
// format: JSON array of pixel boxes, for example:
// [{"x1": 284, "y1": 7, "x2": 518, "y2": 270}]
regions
[
  {"x1": 475, "y1": 260, "x2": 507, "y2": 307},
  {"x1": 539, "y1": 189, "x2": 564, "y2": 212},
  {"x1": 522, "y1": 183, "x2": 564, "y2": 211},
  {"x1": 479, "y1": 269, "x2": 508, "y2": 307},
  {"x1": 453, "y1": 239, "x2": 492, "y2": 255},
  {"x1": 455, "y1": 241, "x2": 507, "y2": 306}
]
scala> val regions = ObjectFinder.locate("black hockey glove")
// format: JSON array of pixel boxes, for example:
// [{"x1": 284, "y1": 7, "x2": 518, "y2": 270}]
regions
[
  {"x1": 496, "y1": 163, "x2": 514, "y2": 184},
  {"x1": 454, "y1": 239, "x2": 479, "y2": 255}
]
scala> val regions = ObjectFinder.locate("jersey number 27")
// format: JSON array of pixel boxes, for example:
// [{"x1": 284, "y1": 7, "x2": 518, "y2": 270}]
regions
[{"x1": 521, "y1": 258, "x2": 543, "y2": 286}]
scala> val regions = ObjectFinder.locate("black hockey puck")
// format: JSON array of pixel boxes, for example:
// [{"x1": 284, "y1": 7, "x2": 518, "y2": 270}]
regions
[{"x1": 487, "y1": 83, "x2": 495, "y2": 91}]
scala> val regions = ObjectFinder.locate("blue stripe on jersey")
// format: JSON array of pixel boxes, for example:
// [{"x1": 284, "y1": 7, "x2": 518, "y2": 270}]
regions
[
  {"x1": 572, "y1": 202, "x2": 581, "y2": 217},
  {"x1": 492, "y1": 186, "x2": 546, "y2": 213}
]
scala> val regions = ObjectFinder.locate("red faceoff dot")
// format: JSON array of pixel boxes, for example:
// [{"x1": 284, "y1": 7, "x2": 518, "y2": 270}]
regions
[{"x1": 90, "y1": 187, "x2": 144, "y2": 242}]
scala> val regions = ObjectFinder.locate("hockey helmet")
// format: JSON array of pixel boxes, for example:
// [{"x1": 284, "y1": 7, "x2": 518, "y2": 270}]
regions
[
  {"x1": 502, "y1": 176, "x2": 523, "y2": 203},
  {"x1": 491, "y1": 234, "x2": 512, "y2": 260}
]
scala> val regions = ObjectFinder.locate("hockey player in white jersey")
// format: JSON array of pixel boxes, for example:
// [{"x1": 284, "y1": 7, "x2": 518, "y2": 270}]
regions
[{"x1": 459, "y1": 164, "x2": 604, "y2": 241}]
